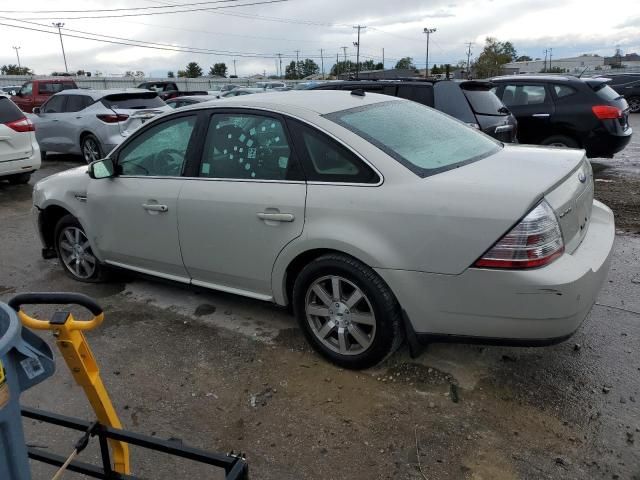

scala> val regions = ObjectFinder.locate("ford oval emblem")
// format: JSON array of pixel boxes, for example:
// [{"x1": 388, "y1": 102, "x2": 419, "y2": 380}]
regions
[{"x1": 578, "y1": 172, "x2": 587, "y2": 183}]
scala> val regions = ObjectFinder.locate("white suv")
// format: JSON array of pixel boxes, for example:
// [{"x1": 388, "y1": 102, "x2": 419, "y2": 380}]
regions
[{"x1": 0, "y1": 96, "x2": 40, "y2": 184}]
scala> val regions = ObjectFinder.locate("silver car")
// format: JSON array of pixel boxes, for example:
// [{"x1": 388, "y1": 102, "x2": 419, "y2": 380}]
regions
[
  {"x1": 32, "y1": 91, "x2": 615, "y2": 369},
  {"x1": 31, "y1": 89, "x2": 172, "y2": 163}
]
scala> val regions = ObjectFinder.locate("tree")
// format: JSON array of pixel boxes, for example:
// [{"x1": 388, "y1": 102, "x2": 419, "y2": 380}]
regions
[
  {"x1": 473, "y1": 37, "x2": 518, "y2": 78},
  {"x1": 177, "y1": 70, "x2": 187, "y2": 78},
  {"x1": 285, "y1": 61, "x2": 298, "y2": 80},
  {"x1": 394, "y1": 57, "x2": 415, "y2": 70},
  {"x1": 515, "y1": 55, "x2": 532, "y2": 62},
  {"x1": 539, "y1": 66, "x2": 566, "y2": 73},
  {"x1": 1, "y1": 64, "x2": 32, "y2": 75},
  {"x1": 167, "y1": 71, "x2": 175, "y2": 78},
  {"x1": 431, "y1": 64, "x2": 442, "y2": 74},
  {"x1": 330, "y1": 60, "x2": 355, "y2": 77},
  {"x1": 209, "y1": 63, "x2": 228, "y2": 77},
  {"x1": 183, "y1": 62, "x2": 203, "y2": 78},
  {"x1": 299, "y1": 59, "x2": 319, "y2": 78}
]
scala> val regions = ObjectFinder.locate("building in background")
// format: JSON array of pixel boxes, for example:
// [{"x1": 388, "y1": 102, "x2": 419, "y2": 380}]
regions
[{"x1": 503, "y1": 54, "x2": 605, "y2": 74}]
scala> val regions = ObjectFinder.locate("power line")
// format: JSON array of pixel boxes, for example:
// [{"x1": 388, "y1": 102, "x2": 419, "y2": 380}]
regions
[
  {"x1": 15, "y1": 0, "x2": 290, "y2": 21},
  {"x1": 0, "y1": 0, "x2": 243, "y2": 14}
]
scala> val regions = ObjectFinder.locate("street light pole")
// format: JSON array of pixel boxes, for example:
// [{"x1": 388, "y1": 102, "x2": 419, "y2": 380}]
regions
[
  {"x1": 52, "y1": 22, "x2": 68, "y2": 73},
  {"x1": 423, "y1": 27, "x2": 436, "y2": 79},
  {"x1": 12, "y1": 46, "x2": 21, "y2": 69},
  {"x1": 353, "y1": 25, "x2": 366, "y2": 80}
]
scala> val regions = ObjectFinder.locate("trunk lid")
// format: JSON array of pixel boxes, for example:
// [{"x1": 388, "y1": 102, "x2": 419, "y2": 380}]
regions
[
  {"x1": 100, "y1": 92, "x2": 170, "y2": 136},
  {"x1": 115, "y1": 108, "x2": 169, "y2": 136}
]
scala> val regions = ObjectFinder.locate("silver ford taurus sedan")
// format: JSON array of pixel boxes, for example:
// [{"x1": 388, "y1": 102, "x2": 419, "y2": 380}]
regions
[{"x1": 32, "y1": 91, "x2": 615, "y2": 369}]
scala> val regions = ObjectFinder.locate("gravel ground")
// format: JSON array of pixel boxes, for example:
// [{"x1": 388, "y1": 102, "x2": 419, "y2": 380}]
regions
[{"x1": 1, "y1": 121, "x2": 639, "y2": 479}]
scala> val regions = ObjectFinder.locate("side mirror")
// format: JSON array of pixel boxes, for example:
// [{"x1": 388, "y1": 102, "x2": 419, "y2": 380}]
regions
[
  {"x1": 88, "y1": 158, "x2": 115, "y2": 179},
  {"x1": 32, "y1": 107, "x2": 41, "y2": 114}
]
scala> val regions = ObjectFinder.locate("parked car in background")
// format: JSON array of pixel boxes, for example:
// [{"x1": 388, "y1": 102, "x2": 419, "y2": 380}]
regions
[
  {"x1": 31, "y1": 89, "x2": 171, "y2": 163},
  {"x1": 1, "y1": 85, "x2": 22, "y2": 97},
  {"x1": 166, "y1": 95, "x2": 213, "y2": 109},
  {"x1": 309, "y1": 79, "x2": 518, "y2": 142},
  {"x1": 0, "y1": 96, "x2": 40, "y2": 184},
  {"x1": 220, "y1": 84, "x2": 240, "y2": 92},
  {"x1": 11, "y1": 78, "x2": 78, "y2": 113},
  {"x1": 255, "y1": 81, "x2": 287, "y2": 90},
  {"x1": 598, "y1": 74, "x2": 640, "y2": 113},
  {"x1": 33, "y1": 91, "x2": 614, "y2": 369},
  {"x1": 217, "y1": 87, "x2": 265, "y2": 98},
  {"x1": 491, "y1": 75, "x2": 632, "y2": 157},
  {"x1": 136, "y1": 81, "x2": 208, "y2": 101}
]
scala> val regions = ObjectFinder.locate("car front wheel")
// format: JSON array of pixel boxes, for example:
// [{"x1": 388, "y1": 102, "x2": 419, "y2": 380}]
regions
[
  {"x1": 628, "y1": 96, "x2": 640, "y2": 114},
  {"x1": 292, "y1": 253, "x2": 403, "y2": 369},
  {"x1": 54, "y1": 215, "x2": 105, "y2": 282}
]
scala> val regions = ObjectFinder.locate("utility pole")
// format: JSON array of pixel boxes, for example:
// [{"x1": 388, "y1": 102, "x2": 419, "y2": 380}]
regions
[
  {"x1": 233, "y1": 59, "x2": 237, "y2": 77},
  {"x1": 549, "y1": 47, "x2": 553, "y2": 71},
  {"x1": 465, "y1": 42, "x2": 474, "y2": 78},
  {"x1": 294, "y1": 49, "x2": 300, "y2": 79},
  {"x1": 353, "y1": 25, "x2": 366, "y2": 80},
  {"x1": 12, "y1": 46, "x2": 21, "y2": 69},
  {"x1": 336, "y1": 52, "x2": 340, "y2": 79},
  {"x1": 382, "y1": 48, "x2": 385, "y2": 70},
  {"x1": 341, "y1": 46, "x2": 348, "y2": 77},
  {"x1": 52, "y1": 22, "x2": 68, "y2": 73},
  {"x1": 320, "y1": 48, "x2": 325, "y2": 80},
  {"x1": 543, "y1": 49, "x2": 548, "y2": 72},
  {"x1": 423, "y1": 27, "x2": 436, "y2": 78},
  {"x1": 276, "y1": 53, "x2": 283, "y2": 79}
]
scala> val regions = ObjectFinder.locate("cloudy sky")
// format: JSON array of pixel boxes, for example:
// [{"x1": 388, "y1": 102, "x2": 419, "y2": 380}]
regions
[{"x1": 1, "y1": 0, "x2": 639, "y2": 77}]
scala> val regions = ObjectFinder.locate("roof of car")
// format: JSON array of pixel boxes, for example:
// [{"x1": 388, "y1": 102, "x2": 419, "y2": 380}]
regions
[
  {"x1": 491, "y1": 75, "x2": 581, "y2": 82},
  {"x1": 167, "y1": 95, "x2": 212, "y2": 101},
  {"x1": 55, "y1": 88, "x2": 154, "y2": 99},
  {"x1": 182, "y1": 90, "x2": 396, "y2": 115}
]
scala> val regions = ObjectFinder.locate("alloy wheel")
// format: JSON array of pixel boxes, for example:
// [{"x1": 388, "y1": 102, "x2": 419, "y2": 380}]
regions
[
  {"x1": 304, "y1": 275, "x2": 376, "y2": 355},
  {"x1": 58, "y1": 227, "x2": 97, "y2": 279},
  {"x1": 83, "y1": 137, "x2": 100, "y2": 163},
  {"x1": 629, "y1": 98, "x2": 640, "y2": 113}
]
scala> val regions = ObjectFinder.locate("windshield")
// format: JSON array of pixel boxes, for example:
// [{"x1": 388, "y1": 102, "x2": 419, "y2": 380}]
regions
[
  {"x1": 462, "y1": 88, "x2": 508, "y2": 115},
  {"x1": 593, "y1": 84, "x2": 622, "y2": 102},
  {"x1": 101, "y1": 93, "x2": 166, "y2": 110},
  {"x1": 326, "y1": 100, "x2": 501, "y2": 177}
]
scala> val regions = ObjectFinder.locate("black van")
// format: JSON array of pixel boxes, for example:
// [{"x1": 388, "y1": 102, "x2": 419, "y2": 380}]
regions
[{"x1": 307, "y1": 79, "x2": 518, "y2": 143}]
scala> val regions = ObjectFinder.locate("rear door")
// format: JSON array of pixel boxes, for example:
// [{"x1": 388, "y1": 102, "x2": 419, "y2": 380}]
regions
[
  {"x1": 0, "y1": 97, "x2": 32, "y2": 163},
  {"x1": 496, "y1": 82, "x2": 555, "y2": 144},
  {"x1": 58, "y1": 94, "x2": 94, "y2": 153},
  {"x1": 177, "y1": 109, "x2": 306, "y2": 299},
  {"x1": 12, "y1": 81, "x2": 33, "y2": 112},
  {"x1": 34, "y1": 95, "x2": 70, "y2": 152}
]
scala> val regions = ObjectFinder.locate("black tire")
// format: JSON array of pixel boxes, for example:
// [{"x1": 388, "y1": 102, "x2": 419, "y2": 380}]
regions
[
  {"x1": 627, "y1": 96, "x2": 640, "y2": 114},
  {"x1": 292, "y1": 253, "x2": 403, "y2": 369},
  {"x1": 40, "y1": 150, "x2": 47, "y2": 162},
  {"x1": 7, "y1": 172, "x2": 31, "y2": 185},
  {"x1": 81, "y1": 134, "x2": 103, "y2": 164},
  {"x1": 54, "y1": 214, "x2": 105, "y2": 282},
  {"x1": 541, "y1": 135, "x2": 580, "y2": 149}
]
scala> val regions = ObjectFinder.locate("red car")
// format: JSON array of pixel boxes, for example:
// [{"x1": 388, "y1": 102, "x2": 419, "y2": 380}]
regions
[{"x1": 11, "y1": 78, "x2": 78, "y2": 113}]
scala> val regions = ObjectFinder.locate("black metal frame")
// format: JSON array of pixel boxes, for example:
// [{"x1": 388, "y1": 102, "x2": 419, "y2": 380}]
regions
[{"x1": 22, "y1": 407, "x2": 249, "y2": 480}]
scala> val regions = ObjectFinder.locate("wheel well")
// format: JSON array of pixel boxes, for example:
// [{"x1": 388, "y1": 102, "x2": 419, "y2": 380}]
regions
[
  {"x1": 284, "y1": 248, "x2": 359, "y2": 305},
  {"x1": 39, "y1": 205, "x2": 72, "y2": 248}
]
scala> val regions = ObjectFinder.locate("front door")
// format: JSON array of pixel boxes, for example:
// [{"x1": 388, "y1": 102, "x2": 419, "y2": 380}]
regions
[
  {"x1": 86, "y1": 113, "x2": 199, "y2": 281},
  {"x1": 498, "y1": 83, "x2": 555, "y2": 144},
  {"x1": 34, "y1": 95, "x2": 70, "y2": 152},
  {"x1": 178, "y1": 110, "x2": 306, "y2": 299},
  {"x1": 12, "y1": 81, "x2": 33, "y2": 112}
]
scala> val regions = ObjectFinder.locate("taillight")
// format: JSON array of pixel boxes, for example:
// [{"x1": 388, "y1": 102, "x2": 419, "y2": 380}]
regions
[
  {"x1": 474, "y1": 201, "x2": 564, "y2": 269},
  {"x1": 96, "y1": 113, "x2": 129, "y2": 123},
  {"x1": 592, "y1": 105, "x2": 622, "y2": 120},
  {"x1": 5, "y1": 117, "x2": 35, "y2": 132}
]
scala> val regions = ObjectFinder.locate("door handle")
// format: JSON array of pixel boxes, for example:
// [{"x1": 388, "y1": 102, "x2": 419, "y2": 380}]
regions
[
  {"x1": 494, "y1": 125, "x2": 514, "y2": 133},
  {"x1": 532, "y1": 113, "x2": 550, "y2": 118},
  {"x1": 142, "y1": 203, "x2": 168, "y2": 212},
  {"x1": 257, "y1": 212, "x2": 294, "y2": 222}
]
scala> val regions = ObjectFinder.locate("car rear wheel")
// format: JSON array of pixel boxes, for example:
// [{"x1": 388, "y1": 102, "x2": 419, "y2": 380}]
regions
[
  {"x1": 81, "y1": 134, "x2": 103, "y2": 164},
  {"x1": 7, "y1": 172, "x2": 31, "y2": 185},
  {"x1": 54, "y1": 215, "x2": 105, "y2": 282},
  {"x1": 628, "y1": 96, "x2": 640, "y2": 114},
  {"x1": 541, "y1": 135, "x2": 580, "y2": 149},
  {"x1": 292, "y1": 253, "x2": 403, "y2": 369}
]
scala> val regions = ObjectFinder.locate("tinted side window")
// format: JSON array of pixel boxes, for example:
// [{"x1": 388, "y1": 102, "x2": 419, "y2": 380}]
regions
[
  {"x1": 397, "y1": 85, "x2": 433, "y2": 106},
  {"x1": 553, "y1": 85, "x2": 577, "y2": 98},
  {"x1": 65, "y1": 95, "x2": 92, "y2": 112},
  {"x1": 200, "y1": 113, "x2": 298, "y2": 181},
  {"x1": 38, "y1": 82, "x2": 70, "y2": 94},
  {"x1": 0, "y1": 97, "x2": 24, "y2": 123},
  {"x1": 118, "y1": 115, "x2": 196, "y2": 177},
  {"x1": 42, "y1": 95, "x2": 66, "y2": 113},
  {"x1": 19, "y1": 82, "x2": 33, "y2": 96},
  {"x1": 502, "y1": 84, "x2": 547, "y2": 106},
  {"x1": 292, "y1": 121, "x2": 379, "y2": 184}
]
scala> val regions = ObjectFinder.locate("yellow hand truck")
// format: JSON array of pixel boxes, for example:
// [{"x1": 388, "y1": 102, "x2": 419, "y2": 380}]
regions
[{"x1": 6, "y1": 292, "x2": 248, "y2": 480}]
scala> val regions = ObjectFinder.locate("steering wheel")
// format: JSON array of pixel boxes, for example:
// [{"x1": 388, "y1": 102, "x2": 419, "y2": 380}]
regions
[{"x1": 150, "y1": 149, "x2": 184, "y2": 176}]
